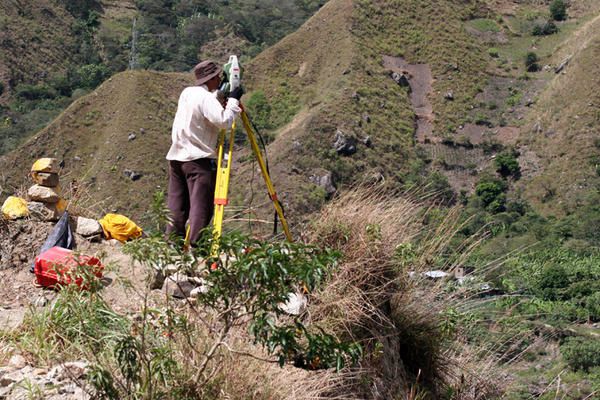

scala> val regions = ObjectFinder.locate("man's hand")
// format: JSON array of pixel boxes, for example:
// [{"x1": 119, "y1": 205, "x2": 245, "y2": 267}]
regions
[{"x1": 229, "y1": 86, "x2": 244, "y2": 101}]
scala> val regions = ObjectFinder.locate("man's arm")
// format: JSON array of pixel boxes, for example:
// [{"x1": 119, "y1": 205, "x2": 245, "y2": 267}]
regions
[{"x1": 202, "y1": 94, "x2": 241, "y2": 129}]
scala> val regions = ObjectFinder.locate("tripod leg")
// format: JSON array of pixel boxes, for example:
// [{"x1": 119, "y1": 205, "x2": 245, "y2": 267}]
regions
[{"x1": 212, "y1": 126, "x2": 235, "y2": 255}]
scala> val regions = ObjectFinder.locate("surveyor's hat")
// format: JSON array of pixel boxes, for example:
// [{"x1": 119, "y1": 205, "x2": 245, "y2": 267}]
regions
[{"x1": 193, "y1": 60, "x2": 222, "y2": 86}]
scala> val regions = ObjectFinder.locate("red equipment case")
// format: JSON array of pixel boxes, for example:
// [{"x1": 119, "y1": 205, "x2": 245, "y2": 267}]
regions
[{"x1": 34, "y1": 246, "x2": 103, "y2": 289}]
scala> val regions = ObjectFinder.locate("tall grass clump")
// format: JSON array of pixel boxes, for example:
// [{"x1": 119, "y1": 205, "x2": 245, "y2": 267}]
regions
[{"x1": 302, "y1": 186, "x2": 504, "y2": 399}]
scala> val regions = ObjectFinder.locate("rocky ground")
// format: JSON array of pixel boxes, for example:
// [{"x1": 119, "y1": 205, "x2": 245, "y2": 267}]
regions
[{"x1": 0, "y1": 217, "x2": 149, "y2": 399}]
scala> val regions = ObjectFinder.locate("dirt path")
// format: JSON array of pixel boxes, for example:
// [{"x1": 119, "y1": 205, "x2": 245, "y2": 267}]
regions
[{"x1": 382, "y1": 55, "x2": 435, "y2": 143}]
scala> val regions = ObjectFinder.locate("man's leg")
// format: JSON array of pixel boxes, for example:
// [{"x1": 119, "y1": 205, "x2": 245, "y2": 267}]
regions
[
  {"x1": 182, "y1": 159, "x2": 216, "y2": 246},
  {"x1": 166, "y1": 160, "x2": 190, "y2": 239}
]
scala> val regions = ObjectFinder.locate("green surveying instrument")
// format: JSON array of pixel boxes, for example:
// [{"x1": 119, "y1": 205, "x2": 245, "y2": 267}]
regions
[{"x1": 211, "y1": 55, "x2": 292, "y2": 253}]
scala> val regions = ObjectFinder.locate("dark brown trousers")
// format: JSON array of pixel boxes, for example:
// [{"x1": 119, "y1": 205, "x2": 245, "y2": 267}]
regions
[{"x1": 166, "y1": 159, "x2": 216, "y2": 246}]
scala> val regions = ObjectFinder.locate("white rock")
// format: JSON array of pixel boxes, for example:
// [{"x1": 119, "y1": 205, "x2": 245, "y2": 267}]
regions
[
  {"x1": 8, "y1": 355, "x2": 26, "y2": 369},
  {"x1": 27, "y1": 185, "x2": 61, "y2": 203},
  {"x1": 423, "y1": 270, "x2": 449, "y2": 279},
  {"x1": 75, "y1": 217, "x2": 103, "y2": 237}
]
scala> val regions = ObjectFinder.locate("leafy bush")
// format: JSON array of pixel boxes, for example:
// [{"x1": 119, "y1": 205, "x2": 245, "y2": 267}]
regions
[
  {"x1": 475, "y1": 177, "x2": 507, "y2": 213},
  {"x1": 532, "y1": 21, "x2": 559, "y2": 36},
  {"x1": 561, "y1": 337, "x2": 600, "y2": 372},
  {"x1": 15, "y1": 84, "x2": 57, "y2": 101},
  {"x1": 76, "y1": 64, "x2": 111, "y2": 89},
  {"x1": 525, "y1": 52, "x2": 540, "y2": 72},
  {"x1": 550, "y1": 0, "x2": 568, "y2": 21},
  {"x1": 495, "y1": 151, "x2": 521, "y2": 178}
]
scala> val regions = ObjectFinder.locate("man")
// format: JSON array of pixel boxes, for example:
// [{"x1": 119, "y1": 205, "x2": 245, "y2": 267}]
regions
[{"x1": 165, "y1": 60, "x2": 243, "y2": 246}]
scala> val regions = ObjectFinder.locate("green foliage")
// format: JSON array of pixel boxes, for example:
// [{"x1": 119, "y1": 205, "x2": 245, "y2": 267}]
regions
[
  {"x1": 532, "y1": 20, "x2": 559, "y2": 36},
  {"x1": 469, "y1": 18, "x2": 501, "y2": 33},
  {"x1": 495, "y1": 151, "x2": 521, "y2": 178},
  {"x1": 488, "y1": 47, "x2": 499, "y2": 58},
  {"x1": 499, "y1": 248, "x2": 600, "y2": 322},
  {"x1": 525, "y1": 52, "x2": 539, "y2": 72},
  {"x1": 245, "y1": 90, "x2": 272, "y2": 131},
  {"x1": 15, "y1": 84, "x2": 57, "y2": 101},
  {"x1": 425, "y1": 171, "x2": 455, "y2": 205},
  {"x1": 133, "y1": 0, "x2": 323, "y2": 71},
  {"x1": 475, "y1": 177, "x2": 507, "y2": 213},
  {"x1": 550, "y1": 0, "x2": 568, "y2": 22},
  {"x1": 76, "y1": 64, "x2": 111, "y2": 89},
  {"x1": 125, "y1": 231, "x2": 361, "y2": 372},
  {"x1": 561, "y1": 337, "x2": 600, "y2": 372}
]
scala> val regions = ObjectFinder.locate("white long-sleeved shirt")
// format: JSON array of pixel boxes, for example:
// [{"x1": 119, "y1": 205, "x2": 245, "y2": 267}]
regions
[{"x1": 166, "y1": 85, "x2": 241, "y2": 161}]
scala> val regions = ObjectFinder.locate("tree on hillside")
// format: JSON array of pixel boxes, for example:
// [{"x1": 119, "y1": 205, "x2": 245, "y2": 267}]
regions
[{"x1": 550, "y1": 0, "x2": 568, "y2": 21}]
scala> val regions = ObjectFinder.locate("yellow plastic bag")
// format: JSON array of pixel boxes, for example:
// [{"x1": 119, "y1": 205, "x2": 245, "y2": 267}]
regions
[
  {"x1": 99, "y1": 213, "x2": 143, "y2": 242},
  {"x1": 2, "y1": 196, "x2": 29, "y2": 219},
  {"x1": 31, "y1": 158, "x2": 59, "y2": 173}
]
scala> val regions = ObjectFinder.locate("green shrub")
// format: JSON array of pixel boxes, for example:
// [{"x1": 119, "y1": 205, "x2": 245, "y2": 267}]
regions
[
  {"x1": 561, "y1": 337, "x2": 600, "y2": 372},
  {"x1": 532, "y1": 21, "x2": 558, "y2": 36},
  {"x1": 495, "y1": 151, "x2": 521, "y2": 178},
  {"x1": 488, "y1": 48, "x2": 499, "y2": 58},
  {"x1": 15, "y1": 84, "x2": 57, "y2": 100},
  {"x1": 550, "y1": 0, "x2": 568, "y2": 21},
  {"x1": 0, "y1": 81, "x2": 4, "y2": 96},
  {"x1": 525, "y1": 52, "x2": 540, "y2": 72},
  {"x1": 76, "y1": 64, "x2": 111, "y2": 89},
  {"x1": 475, "y1": 177, "x2": 507, "y2": 213}
]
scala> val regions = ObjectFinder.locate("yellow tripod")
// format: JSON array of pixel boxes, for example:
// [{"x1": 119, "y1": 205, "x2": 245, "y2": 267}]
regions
[{"x1": 212, "y1": 109, "x2": 292, "y2": 253}]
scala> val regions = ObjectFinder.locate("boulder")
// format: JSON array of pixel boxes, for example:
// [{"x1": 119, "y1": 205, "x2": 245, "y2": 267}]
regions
[
  {"x1": 333, "y1": 130, "x2": 357, "y2": 156},
  {"x1": 31, "y1": 172, "x2": 59, "y2": 187},
  {"x1": 27, "y1": 201, "x2": 64, "y2": 221},
  {"x1": 123, "y1": 169, "x2": 142, "y2": 181},
  {"x1": 309, "y1": 170, "x2": 336, "y2": 198},
  {"x1": 27, "y1": 185, "x2": 61, "y2": 203},
  {"x1": 75, "y1": 217, "x2": 103, "y2": 237},
  {"x1": 163, "y1": 273, "x2": 196, "y2": 298},
  {"x1": 555, "y1": 55, "x2": 572, "y2": 74},
  {"x1": 31, "y1": 158, "x2": 59, "y2": 174},
  {"x1": 391, "y1": 71, "x2": 410, "y2": 87}
]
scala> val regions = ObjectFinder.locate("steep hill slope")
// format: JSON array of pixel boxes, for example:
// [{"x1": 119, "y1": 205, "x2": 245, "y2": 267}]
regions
[
  {"x1": 519, "y1": 13, "x2": 600, "y2": 217},
  {"x1": 0, "y1": 70, "x2": 189, "y2": 220},
  {"x1": 230, "y1": 0, "x2": 491, "y2": 226}
]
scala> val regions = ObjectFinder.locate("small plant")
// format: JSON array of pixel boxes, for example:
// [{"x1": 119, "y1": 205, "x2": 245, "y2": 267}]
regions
[
  {"x1": 525, "y1": 52, "x2": 540, "y2": 72},
  {"x1": 488, "y1": 48, "x2": 499, "y2": 58},
  {"x1": 550, "y1": 0, "x2": 568, "y2": 21}
]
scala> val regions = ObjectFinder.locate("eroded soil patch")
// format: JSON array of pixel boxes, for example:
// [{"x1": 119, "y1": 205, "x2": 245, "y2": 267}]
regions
[{"x1": 383, "y1": 55, "x2": 435, "y2": 143}]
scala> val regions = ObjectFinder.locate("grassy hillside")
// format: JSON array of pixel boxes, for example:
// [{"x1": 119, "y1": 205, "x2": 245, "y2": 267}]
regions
[
  {"x1": 519, "y1": 14, "x2": 600, "y2": 217},
  {"x1": 0, "y1": 70, "x2": 189, "y2": 222}
]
